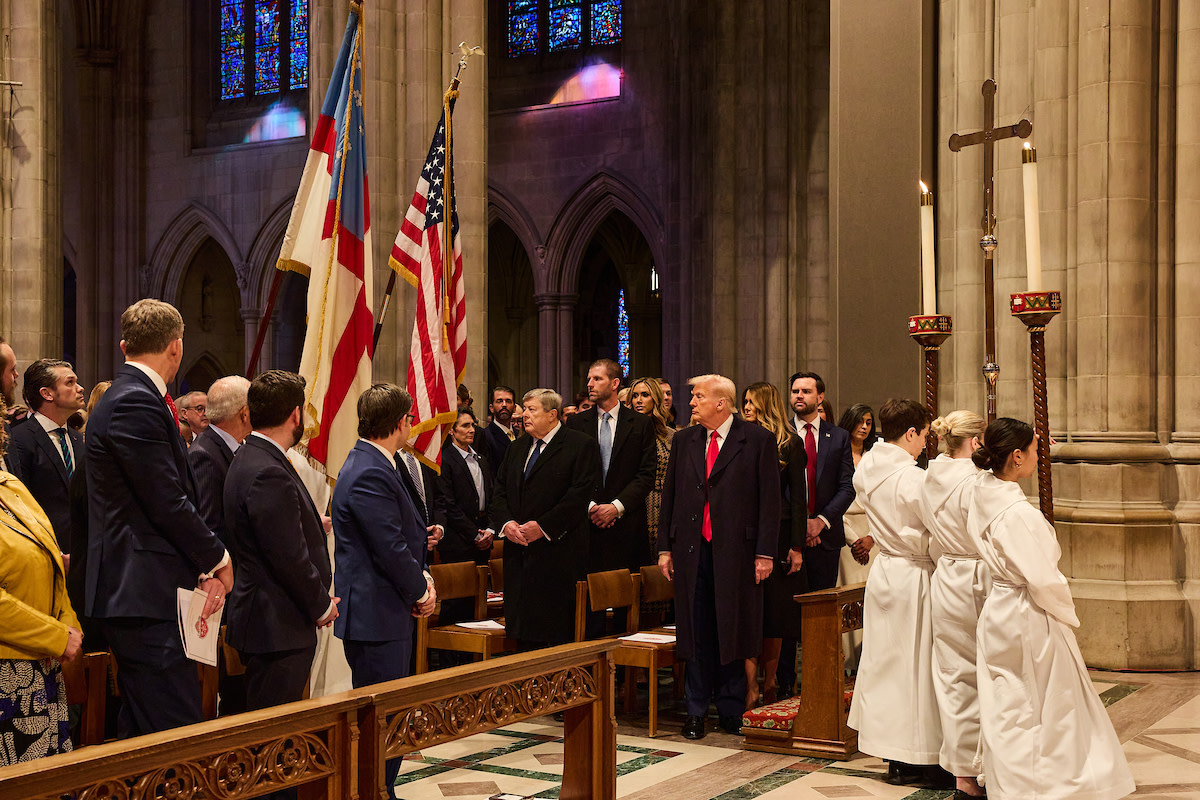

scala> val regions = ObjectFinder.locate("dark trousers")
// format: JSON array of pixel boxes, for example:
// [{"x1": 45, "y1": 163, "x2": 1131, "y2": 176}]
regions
[
  {"x1": 102, "y1": 617, "x2": 203, "y2": 739},
  {"x1": 343, "y1": 639, "x2": 412, "y2": 793},
  {"x1": 243, "y1": 646, "x2": 315, "y2": 711},
  {"x1": 684, "y1": 541, "x2": 746, "y2": 719}
]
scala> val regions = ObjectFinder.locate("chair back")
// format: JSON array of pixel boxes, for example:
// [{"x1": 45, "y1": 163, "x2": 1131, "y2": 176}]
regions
[
  {"x1": 639, "y1": 565, "x2": 674, "y2": 604},
  {"x1": 430, "y1": 562, "x2": 489, "y2": 619},
  {"x1": 488, "y1": 557, "x2": 504, "y2": 592},
  {"x1": 573, "y1": 569, "x2": 640, "y2": 640}
]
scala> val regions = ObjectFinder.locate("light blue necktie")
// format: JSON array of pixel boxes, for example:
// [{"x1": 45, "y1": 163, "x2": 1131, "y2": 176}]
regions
[
  {"x1": 524, "y1": 439, "x2": 544, "y2": 480},
  {"x1": 55, "y1": 428, "x2": 74, "y2": 480},
  {"x1": 598, "y1": 411, "x2": 613, "y2": 481}
]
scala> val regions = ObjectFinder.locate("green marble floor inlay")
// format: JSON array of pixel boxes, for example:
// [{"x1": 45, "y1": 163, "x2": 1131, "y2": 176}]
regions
[
  {"x1": 709, "y1": 766, "x2": 807, "y2": 799},
  {"x1": 1098, "y1": 682, "x2": 1144, "y2": 708}
]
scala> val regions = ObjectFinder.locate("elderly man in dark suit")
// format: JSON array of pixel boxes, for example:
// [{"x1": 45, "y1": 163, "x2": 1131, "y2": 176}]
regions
[
  {"x1": 659, "y1": 374, "x2": 779, "y2": 740},
  {"x1": 85, "y1": 299, "x2": 233, "y2": 737},
  {"x1": 6, "y1": 358, "x2": 86, "y2": 554},
  {"x1": 188, "y1": 375, "x2": 251, "y2": 545},
  {"x1": 491, "y1": 388, "x2": 599, "y2": 650},
  {"x1": 223, "y1": 370, "x2": 337, "y2": 713}
]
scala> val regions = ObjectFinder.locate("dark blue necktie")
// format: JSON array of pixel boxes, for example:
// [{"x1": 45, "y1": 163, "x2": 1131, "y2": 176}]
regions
[
  {"x1": 55, "y1": 428, "x2": 74, "y2": 480},
  {"x1": 524, "y1": 439, "x2": 544, "y2": 480}
]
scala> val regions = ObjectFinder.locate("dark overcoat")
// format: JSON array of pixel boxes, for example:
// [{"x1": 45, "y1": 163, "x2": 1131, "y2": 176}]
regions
[
  {"x1": 660, "y1": 415, "x2": 780, "y2": 663},
  {"x1": 490, "y1": 425, "x2": 599, "y2": 643}
]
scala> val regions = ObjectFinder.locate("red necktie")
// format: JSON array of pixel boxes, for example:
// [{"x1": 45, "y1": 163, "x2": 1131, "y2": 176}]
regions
[
  {"x1": 805, "y1": 422, "x2": 818, "y2": 516},
  {"x1": 165, "y1": 392, "x2": 180, "y2": 426},
  {"x1": 702, "y1": 429, "x2": 719, "y2": 542}
]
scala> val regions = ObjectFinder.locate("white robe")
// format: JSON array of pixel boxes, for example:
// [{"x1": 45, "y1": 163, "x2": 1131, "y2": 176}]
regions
[
  {"x1": 920, "y1": 454, "x2": 989, "y2": 776},
  {"x1": 846, "y1": 442, "x2": 942, "y2": 764},
  {"x1": 971, "y1": 473, "x2": 1135, "y2": 800}
]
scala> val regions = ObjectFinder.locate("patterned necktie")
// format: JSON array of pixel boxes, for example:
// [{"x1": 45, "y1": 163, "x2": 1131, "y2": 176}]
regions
[
  {"x1": 404, "y1": 451, "x2": 426, "y2": 512},
  {"x1": 805, "y1": 423, "x2": 818, "y2": 516},
  {"x1": 505, "y1": 427, "x2": 515, "y2": 442},
  {"x1": 55, "y1": 428, "x2": 74, "y2": 480},
  {"x1": 702, "y1": 429, "x2": 719, "y2": 542},
  {"x1": 524, "y1": 439, "x2": 544, "y2": 480},
  {"x1": 598, "y1": 411, "x2": 613, "y2": 482},
  {"x1": 164, "y1": 392, "x2": 180, "y2": 426}
]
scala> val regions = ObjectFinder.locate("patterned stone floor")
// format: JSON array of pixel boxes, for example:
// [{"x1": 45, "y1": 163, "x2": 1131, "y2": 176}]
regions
[{"x1": 392, "y1": 670, "x2": 1200, "y2": 800}]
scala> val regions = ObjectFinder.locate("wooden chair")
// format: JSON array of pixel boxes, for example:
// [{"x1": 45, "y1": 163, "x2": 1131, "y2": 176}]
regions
[
  {"x1": 486, "y1": 557, "x2": 504, "y2": 617},
  {"x1": 639, "y1": 565, "x2": 685, "y2": 701},
  {"x1": 415, "y1": 562, "x2": 515, "y2": 673},
  {"x1": 64, "y1": 651, "x2": 111, "y2": 746},
  {"x1": 575, "y1": 569, "x2": 678, "y2": 737}
]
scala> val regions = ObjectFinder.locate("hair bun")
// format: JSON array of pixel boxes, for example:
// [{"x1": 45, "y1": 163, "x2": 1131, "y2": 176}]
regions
[
  {"x1": 971, "y1": 447, "x2": 994, "y2": 470},
  {"x1": 930, "y1": 416, "x2": 951, "y2": 438}
]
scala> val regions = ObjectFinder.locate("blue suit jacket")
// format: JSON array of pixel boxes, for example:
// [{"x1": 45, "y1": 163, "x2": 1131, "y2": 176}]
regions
[
  {"x1": 804, "y1": 418, "x2": 856, "y2": 550},
  {"x1": 6, "y1": 418, "x2": 83, "y2": 552},
  {"x1": 84, "y1": 364, "x2": 225, "y2": 620},
  {"x1": 331, "y1": 440, "x2": 428, "y2": 643},
  {"x1": 188, "y1": 426, "x2": 235, "y2": 545}
]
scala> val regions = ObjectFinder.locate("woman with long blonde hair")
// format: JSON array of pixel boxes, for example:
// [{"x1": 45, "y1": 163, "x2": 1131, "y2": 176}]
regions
[
  {"x1": 628, "y1": 377, "x2": 674, "y2": 559},
  {"x1": 740, "y1": 382, "x2": 806, "y2": 708}
]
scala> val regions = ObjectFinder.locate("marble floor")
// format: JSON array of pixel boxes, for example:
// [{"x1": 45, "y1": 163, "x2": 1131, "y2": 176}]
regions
[{"x1": 392, "y1": 669, "x2": 1200, "y2": 800}]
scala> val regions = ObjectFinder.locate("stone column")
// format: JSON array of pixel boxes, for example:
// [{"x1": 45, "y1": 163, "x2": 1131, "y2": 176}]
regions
[
  {"x1": 0, "y1": 2, "x2": 61, "y2": 373},
  {"x1": 535, "y1": 293, "x2": 558, "y2": 389},
  {"x1": 556, "y1": 294, "x2": 576, "y2": 395},
  {"x1": 241, "y1": 307, "x2": 261, "y2": 373}
]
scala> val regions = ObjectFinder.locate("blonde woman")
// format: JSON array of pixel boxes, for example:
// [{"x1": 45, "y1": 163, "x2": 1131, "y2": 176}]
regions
[
  {"x1": 920, "y1": 410, "x2": 987, "y2": 797},
  {"x1": 628, "y1": 377, "x2": 673, "y2": 557},
  {"x1": 740, "y1": 382, "x2": 806, "y2": 708}
]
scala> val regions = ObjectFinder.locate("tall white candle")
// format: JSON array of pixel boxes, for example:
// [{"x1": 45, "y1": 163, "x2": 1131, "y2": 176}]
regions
[
  {"x1": 1022, "y1": 143, "x2": 1043, "y2": 291},
  {"x1": 920, "y1": 181, "x2": 936, "y2": 315}
]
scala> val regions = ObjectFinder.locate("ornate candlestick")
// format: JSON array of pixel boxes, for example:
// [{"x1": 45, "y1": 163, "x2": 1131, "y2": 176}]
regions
[
  {"x1": 908, "y1": 314, "x2": 953, "y2": 459},
  {"x1": 1010, "y1": 291, "x2": 1062, "y2": 523}
]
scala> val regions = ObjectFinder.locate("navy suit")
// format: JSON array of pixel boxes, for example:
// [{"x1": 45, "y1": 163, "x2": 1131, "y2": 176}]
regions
[
  {"x1": 795, "y1": 417, "x2": 855, "y2": 591},
  {"x1": 223, "y1": 435, "x2": 333, "y2": 711},
  {"x1": 6, "y1": 417, "x2": 83, "y2": 552},
  {"x1": 84, "y1": 363, "x2": 226, "y2": 737},
  {"x1": 189, "y1": 425, "x2": 236, "y2": 545},
  {"x1": 479, "y1": 422, "x2": 514, "y2": 480},
  {"x1": 661, "y1": 415, "x2": 780, "y2": 718}
]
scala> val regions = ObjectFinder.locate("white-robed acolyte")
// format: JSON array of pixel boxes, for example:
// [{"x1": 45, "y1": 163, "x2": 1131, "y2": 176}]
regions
[
  {"x1": 920, "y1": 455, "x2": 989, "y2": 777},
  {"x1": 838, "y1": 494, "x2": 875, "y2": 668},
  {"x1": 847, "y1": 442, "x2": 942, "y2": 765},
  {"x1": 971, "y1": 473, "x2": 1135, "y2": 800}
]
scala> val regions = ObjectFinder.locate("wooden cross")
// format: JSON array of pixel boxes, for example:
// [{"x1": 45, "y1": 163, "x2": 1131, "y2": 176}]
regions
[{"x1": 948, "y1": 79, "x2": 1032, "y2": 421}]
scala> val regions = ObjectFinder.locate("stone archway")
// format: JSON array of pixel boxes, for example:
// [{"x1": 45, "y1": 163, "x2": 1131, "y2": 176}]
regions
[
  {"x1": 175, "y1": 238, "x2": 245, "y2": 385},
  {"x1": 487, "y1": 218, "x2": 539, "y2": 399}
]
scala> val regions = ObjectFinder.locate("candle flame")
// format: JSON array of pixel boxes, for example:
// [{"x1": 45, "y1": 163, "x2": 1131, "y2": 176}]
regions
[
  {"x1": 1024, "y1": 142, "x2": 1032, "y2": 150},
  {"x1": 919, "y1": 181, "x2": 928, "y2": 193}
]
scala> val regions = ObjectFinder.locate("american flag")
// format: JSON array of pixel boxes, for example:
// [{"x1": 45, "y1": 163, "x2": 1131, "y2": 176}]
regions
[
  {"x1": 389, "y1": 101, "x2": 467, "y2": 471},
  {"x1": 275, "y1": 7, "x2": 374, "y2": 480}
]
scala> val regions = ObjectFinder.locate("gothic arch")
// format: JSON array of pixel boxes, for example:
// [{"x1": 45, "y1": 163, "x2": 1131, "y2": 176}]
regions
[
  {"x1": 488, "y1": 186, "x2": 545, "y2": 291},
  {"x1": 145, "y1": 203, "x2": 243, "y2": 304},
  {"x1": 178, "y1": 349, "x2": 225, "y2": 394},
  {"x1": 247, "y1": 197, "x2": 296, "y2": 308},
  {"x1": 544, "y1": 171, "x2": 664, "y2": 296}
]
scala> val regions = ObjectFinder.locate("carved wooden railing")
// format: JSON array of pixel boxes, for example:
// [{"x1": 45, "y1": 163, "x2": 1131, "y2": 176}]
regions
[{"x1": 0, "y1": 641, "x2": 618, "y2": 800}]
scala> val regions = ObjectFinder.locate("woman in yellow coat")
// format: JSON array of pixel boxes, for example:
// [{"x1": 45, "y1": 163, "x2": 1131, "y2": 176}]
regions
[{"x1": 0, "y1": 402, "x2": 83, "y2": 765}]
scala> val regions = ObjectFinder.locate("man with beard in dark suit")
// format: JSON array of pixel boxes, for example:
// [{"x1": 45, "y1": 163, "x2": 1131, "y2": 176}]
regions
[
  {"x1": 479, "y1": 385, "x2": 518, "y2": 480},
  {"x1": 188, "y1": 375, "x2": 251, "y2": 545},
  {"x1": 567, "y1": 359, "x2": 656, "y2": 635},
  {"x1": 491, "y1": 388, "x2": 599, "y2": 650},
  {"x1": 6, "y1": 358, "x2": 86, "y2": 554},
  {"x1": 85, "y1": 299, "x2": 233, "y2": 737},
  {"x1": 223, "y1": 370, "x2": 337, "y2": 713},
  {"x1": 659, "y1": 374, "x2": 779, "y2": 740}
]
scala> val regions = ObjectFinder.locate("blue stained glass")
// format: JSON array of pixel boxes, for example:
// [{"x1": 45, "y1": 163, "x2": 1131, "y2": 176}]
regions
[
  {"x1": 590, "y1": 0, "x2": 621, "y2": 45},
  {"x1": 290, "y1": 0, "x2": 308, "y2": 89},
  {"x1": 255, "y1": 0, "x2": 280, "y2": 94},
  {"x1": 548, "y1": 3, "x2": 582, "y2": 51},
  {"x1": 220, "y1": 0, "x2": 246, "y2": 99},
  {"x1": 617, "y1": 289, "x2": 630, "y2": 378},
  {"x1": 508, "y1": 2, "x2": 538, "y2": 57}
]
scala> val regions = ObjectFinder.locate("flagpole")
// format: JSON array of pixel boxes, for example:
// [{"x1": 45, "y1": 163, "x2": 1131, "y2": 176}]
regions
[
  {"x1": 245, "y1": 270, "x2": 284, "y2": 377},
  {"x1": 372, "y1": 43, "x2": 482, "y2": 353}
]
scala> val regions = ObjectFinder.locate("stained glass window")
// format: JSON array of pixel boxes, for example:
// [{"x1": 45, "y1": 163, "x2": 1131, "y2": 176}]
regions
[
  {"x1": 548, "y1": 0, "x2": 582, "y2": 52},
  {"x1": 617, "y1": 289, "x2": 630, "y2": 378},
  {"x1": 255, "y1": 0, "x2": 281, "y2": 94},
  {"x1": 590, "y1": 0, "x2": 621, "y2": 46},
  {"x1": 508, "y1": 0, "x2": 539, "y2": 56},
  {"x1": 289, "y1": 0, "x2": 308, "y2": 89},
  {"x1": 220, "y1": 0, "x2": 307, "y2": 101},
  {"x1": 220, "y1": 0, "x2": 246, "y2": 99}
]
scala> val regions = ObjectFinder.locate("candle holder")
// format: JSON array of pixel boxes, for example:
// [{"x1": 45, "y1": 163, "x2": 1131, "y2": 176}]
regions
[
  {"x1": 1010, "y1": 290, "x2": 1062, "y2": 523},
  {"x1": 909, "y1": 314, "x2": 953, "y2": 459}
]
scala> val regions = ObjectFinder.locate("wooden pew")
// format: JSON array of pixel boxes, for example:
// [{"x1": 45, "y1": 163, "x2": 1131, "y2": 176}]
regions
[
  {"x1": 0, "y1": 641, "x2": 618, "y2": 800},
  {"x1": 741, "y1": 583, "x2": 865, "y2": 760}
]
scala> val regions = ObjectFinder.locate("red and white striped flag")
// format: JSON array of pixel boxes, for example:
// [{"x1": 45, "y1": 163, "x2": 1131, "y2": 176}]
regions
[
  {"x1": 276, "y1": 7, "x2": 373, "y2": 481},
  {"x1": 389, "y1": 99, "x2": 467, "y2": 472}
]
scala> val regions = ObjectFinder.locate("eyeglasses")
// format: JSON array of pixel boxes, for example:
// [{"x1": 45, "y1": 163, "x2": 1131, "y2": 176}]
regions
[{"x1": 406, "y1": 413, "x2": 416, "y2": 423}]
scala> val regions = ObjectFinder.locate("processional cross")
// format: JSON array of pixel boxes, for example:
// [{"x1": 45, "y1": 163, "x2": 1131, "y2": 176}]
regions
[{"x1": 948, "y1": 79, "x2": 1032, "y2": 422}]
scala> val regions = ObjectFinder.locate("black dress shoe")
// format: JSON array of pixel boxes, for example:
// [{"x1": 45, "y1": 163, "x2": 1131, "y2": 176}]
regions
[
  {"x1": 717, "y1": 715, "x2": 743, "y2": 736},
  {"x1": 918, "y1": 765, "x2": 956, "y2": 790},
  {"x1": 884, "y1": 762, "x2": 925, "y2": 786},
  {"x1": 954, "y1": 790, "x2": 987, "y2": 799},
  {"x1": 681, "y1": 715, "x2": 706, "y2": 740}
]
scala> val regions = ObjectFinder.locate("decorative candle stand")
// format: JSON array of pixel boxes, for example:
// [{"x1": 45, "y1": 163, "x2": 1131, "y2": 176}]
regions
[
  {"x1": 1010, "y1": 291, "x2": 1062, "y2": 523},
  {"x1": 909, "y1": 314, "x2": 953, "y2": 459}
]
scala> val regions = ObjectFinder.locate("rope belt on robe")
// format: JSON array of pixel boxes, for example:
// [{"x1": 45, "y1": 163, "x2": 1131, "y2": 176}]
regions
[{"x1": 875, "y1": 548, "x2": 935, "y2": 566}]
